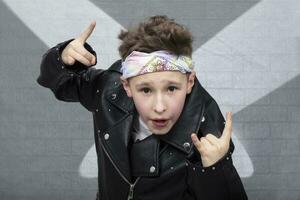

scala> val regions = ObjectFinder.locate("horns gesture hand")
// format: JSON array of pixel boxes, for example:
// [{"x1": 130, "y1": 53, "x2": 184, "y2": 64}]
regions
[{"x1": 191, "y1": 112, "x2": 232, "y2": 167}]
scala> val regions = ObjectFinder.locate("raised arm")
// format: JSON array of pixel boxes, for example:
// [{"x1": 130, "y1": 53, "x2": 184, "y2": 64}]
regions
[{"x1": 37, "y1": 22, "x2": 105, "y2": 111}]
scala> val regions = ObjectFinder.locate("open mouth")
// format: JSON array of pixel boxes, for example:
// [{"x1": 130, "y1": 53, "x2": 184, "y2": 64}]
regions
[{"x1": 152, "y1": 119, "x2": 168, "y2": 128}]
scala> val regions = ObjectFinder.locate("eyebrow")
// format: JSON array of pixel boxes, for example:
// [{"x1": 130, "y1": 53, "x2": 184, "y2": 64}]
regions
[{"x1": 135, "y1": 80, "x2": 182, "y2": 87}]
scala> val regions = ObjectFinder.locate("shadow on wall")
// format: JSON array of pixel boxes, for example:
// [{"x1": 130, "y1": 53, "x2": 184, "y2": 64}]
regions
[{"x1": 234, "y1": 75, "x2": 300, "y2": 199}]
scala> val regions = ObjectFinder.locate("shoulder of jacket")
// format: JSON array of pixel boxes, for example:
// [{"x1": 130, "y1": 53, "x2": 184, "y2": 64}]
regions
[
  {"x1": 98, "y1": 59, "x2": 122, "y2": 87},
  {"x1": 107, "y1": 59, "x2": 122, "y2": 73},
  {"x1": 98, "y1": 60, "x2": 125, "y2": 95},
  {"x1": 193, "y1": 77, "x2": 215, "y2": 107}
]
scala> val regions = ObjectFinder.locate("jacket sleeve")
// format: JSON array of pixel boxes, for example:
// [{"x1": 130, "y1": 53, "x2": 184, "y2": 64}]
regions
[
  {"x1": 37, "y1": 39, "x2": 105, "y2": 111},
  {"x1": 186, "y1": 99, "x2": 248, "y2": 200}
]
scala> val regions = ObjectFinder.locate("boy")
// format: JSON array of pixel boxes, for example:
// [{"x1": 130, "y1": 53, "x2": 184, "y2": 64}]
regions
[{"x1": 37, "y1": 15, "x2": 247, "y2": 200}]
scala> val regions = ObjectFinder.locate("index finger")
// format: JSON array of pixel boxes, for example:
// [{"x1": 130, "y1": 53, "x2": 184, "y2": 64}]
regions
[
  {"x1": 220, "y1": 112, "x2": 233, "y2": 142},
  {"x1": 77, "y1": 21, "x2": 96, "y2": 44}
]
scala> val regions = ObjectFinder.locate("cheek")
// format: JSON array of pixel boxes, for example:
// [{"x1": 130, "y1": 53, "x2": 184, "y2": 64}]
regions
[
  {"x1": 169, "y1": 94, "x2": 186, "y2": 117},
  {"x1": 132, "y1": 96, "x2": 150, "y2": 115}
]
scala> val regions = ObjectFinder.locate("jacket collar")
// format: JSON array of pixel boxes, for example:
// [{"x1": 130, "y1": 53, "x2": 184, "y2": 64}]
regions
[{"x1": 105, "y1": 83, "x2": 135, "y2": 114}]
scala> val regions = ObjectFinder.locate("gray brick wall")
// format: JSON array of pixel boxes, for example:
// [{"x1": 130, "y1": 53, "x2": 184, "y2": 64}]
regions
[{"x1": 1, "y1": 0, "x2": 299, "y2": 199}]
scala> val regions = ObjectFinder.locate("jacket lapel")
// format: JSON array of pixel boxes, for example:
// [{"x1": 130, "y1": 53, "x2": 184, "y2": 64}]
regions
[{"x1": 100, "y1": 83, "x2": 135, "y2": 182}]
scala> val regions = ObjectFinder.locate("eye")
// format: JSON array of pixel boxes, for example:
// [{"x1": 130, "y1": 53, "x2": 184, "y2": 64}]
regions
[
  {"x1": 168, "y1": 86, "x2": 178, "y2": 92},
  {"x1": 140, "y1": 87, "x2": 151, "y2": 94}
]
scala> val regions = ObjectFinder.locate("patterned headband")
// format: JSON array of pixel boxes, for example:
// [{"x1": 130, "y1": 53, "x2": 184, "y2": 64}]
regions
[{"x1": 120, "y1": 50, "x2": 194, "y2": 79}]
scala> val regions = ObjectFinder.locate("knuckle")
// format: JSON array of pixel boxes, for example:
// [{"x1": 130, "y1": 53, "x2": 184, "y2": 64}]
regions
[
  {"x1": 67, "y1": 48, "x2": 73, "y2": 55},
  {"x1": 216, "y1": 144, "x2": 222, "y2": 152},
  {"x1": 84, "y1": 52, "x2": 91, "y2": 59},
  {"x1": 206, "y1": 134, "x2": 213, "y2": 140},
  {"x1": 69, "y1": 60, "x2": 75, "y2": 65},
  {"x1": 69, "y1": 42, "x2": 76, "y2": 49}
]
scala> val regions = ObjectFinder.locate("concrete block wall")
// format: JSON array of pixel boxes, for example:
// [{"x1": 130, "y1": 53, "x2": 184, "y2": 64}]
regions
[{"x1": 1, "y1": 0, "x2": 299, "y2": 199}]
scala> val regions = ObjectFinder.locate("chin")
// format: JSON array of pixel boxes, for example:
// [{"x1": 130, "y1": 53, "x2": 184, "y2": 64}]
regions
[
  {"x1": 149, "y1": 126, "x2": 172, "y2": 135},
  {"x1": 152, "y1": 131, "x2": 169, "y2": 135}
]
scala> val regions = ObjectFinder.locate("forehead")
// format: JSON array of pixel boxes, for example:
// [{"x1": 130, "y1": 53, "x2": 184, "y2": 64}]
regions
[{"x1": 129, "y1": 71, "x2": 187, "y2": 86}]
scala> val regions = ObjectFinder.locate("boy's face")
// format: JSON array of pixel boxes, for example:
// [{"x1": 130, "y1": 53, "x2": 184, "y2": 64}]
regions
[{"x1": 121, "y1": 71, "x2": 195, "y2": 135}]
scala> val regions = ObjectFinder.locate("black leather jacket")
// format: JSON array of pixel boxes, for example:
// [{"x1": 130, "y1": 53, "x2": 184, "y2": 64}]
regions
[{"x1": 37, "y1": 40, "x2": 248, "y2": 200}]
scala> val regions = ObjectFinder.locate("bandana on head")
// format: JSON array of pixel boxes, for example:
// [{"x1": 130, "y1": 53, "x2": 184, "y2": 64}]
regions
[{"x1": 121, "y1": 50, "x2": 194, "y2": 79}]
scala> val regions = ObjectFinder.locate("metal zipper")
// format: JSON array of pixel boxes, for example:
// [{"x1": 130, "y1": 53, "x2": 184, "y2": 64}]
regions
[
  {"x1": 127, "y1": 178, "x2": 140, "y2": 200},
  {"x1": 99, "y1": 138, "x2": 141, "y2": 199}
]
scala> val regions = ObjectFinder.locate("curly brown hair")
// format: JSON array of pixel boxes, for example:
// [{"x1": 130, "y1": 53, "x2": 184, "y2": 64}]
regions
[{"x1": 118, "y1": 15, "x2": 193, "y2": 60}]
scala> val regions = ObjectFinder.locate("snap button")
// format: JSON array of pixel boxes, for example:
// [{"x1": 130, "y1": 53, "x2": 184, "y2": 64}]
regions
[
  {"x1": 83, "y1": 73, "x2": 89, "y2": 81},
  {"x1": 202, "y1": 169, "x2": 205, "y2": 173},
  {"x1": 96, "y1": 89, "x2": 100, "y2": 93},
  {"x1": 212, "y1": 167, "x2": 215, "y2": 170},
  {"x1": 150, "y1": 166, "x2": 156, "y2": 173},
  {"x1": 104, "y1": 133, "x2": 110, "y2": 140},
  {"x1": 61, "y1": 66, "x2": 65, "y2": 69},
  {"x1": 183, "y1": 142, "x2": 191, "y2": 152},
  {"x1": 111, "y1": 93, "x2": 117, "y2": 100},
  {"x1": 226, "y1": 157, "x2": 230, "y2": 160},
  {"x1": 201, "y1": 116, "x2": 205, "y2": 122},
  {"x1": 108, "y1": 108, "x2": 111, "y2": 112},
  {"x1": 95, "y1": 109, "x2": 99, "y2": 112},
  {"x1": 97, "y1": 130, "x2": 100, "y2": 133}
]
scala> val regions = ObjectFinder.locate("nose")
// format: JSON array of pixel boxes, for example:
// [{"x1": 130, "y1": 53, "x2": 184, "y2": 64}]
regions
[{"x1": 153, "y1": 94, "x2": 166, "y2": 113}]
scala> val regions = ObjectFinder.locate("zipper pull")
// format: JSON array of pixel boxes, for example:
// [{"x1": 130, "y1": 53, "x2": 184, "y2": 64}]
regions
[{"x1": 127, "y1": 184, "x2": 134, "y2": 200}]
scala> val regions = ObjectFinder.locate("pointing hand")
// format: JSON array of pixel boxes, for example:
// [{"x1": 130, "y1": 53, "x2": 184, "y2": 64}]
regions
[
  {"x1": 191, "y1": 112, "x2": 232, "y2": 167},
  {"x1": 61, "y1": 21, "x2": 96, "y2": 66}
]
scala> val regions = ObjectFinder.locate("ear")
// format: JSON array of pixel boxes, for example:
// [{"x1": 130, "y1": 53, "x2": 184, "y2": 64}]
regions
[
  {"x1": 120, "y1": 76, "x2": 132, "y2": 97},
  {"x1": 187, "y1": 71, "x2": 195, "y2": 94}
]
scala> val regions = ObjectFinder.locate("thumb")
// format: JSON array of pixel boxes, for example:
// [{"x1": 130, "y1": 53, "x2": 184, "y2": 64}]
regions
[
  {"x1": 220, "y1": 112, "x2": 233, "y2": 142},
  {"x1": 77, "y1": 21, "x2": 96, "y2": 44}
]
